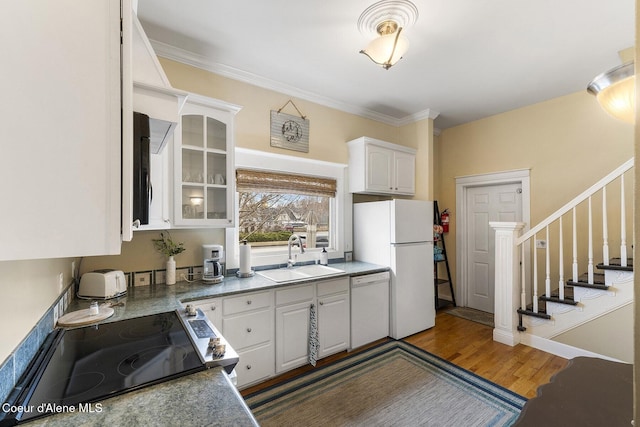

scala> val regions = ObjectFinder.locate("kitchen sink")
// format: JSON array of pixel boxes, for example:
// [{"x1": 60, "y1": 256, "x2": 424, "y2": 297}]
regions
[{"x1": 257, "y1": 264, "x2": 345, "y2": 283}]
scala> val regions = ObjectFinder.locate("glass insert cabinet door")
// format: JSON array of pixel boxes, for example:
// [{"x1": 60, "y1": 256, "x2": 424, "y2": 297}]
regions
[{"x1": 175, "y1": 95, "x2": 241, "y2": 227}]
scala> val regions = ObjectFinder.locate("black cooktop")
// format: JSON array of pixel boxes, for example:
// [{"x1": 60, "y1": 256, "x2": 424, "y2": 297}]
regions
[{"x1": 2, "y1": 311, "x2": 204, "y2": 425}]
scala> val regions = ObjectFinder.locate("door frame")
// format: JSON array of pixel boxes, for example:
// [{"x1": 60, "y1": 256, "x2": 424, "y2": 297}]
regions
[{"x1": 455, "y1": 169, "x2": 531, "y2": 308}]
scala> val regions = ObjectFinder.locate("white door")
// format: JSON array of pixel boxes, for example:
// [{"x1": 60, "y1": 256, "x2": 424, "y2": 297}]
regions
[
  {"x1": 466, "y1": 183, "x2": 522, "y2": 313},
  {"x1": 275, "y1": 301, "x2": 311, "y2": 373},
  {"x1": 317, "y1": 293, "x2": 350, "y2": 358}
]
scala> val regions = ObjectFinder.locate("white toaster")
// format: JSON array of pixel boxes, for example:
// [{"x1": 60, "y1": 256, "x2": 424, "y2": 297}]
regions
[{"x1": 78, "y1": 269, "x2": 127, "y2": 299}]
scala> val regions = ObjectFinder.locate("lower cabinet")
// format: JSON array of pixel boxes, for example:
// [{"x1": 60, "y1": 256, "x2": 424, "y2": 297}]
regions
[
  {"x1": 275, "y1": 284, "x2": 314, "y2": 373},
  {"x1": 317, "y1": 292, "x2": 350, "y2": 359},
  {"x1": 192, "y1": 276, "x2": 350, "y2": 389},
  {"x1": 191, "y1": 290, "x2": 274, "y2": 389},
  {"x1": 275, "y1": 278, "x2": 350, "y2": 373}
]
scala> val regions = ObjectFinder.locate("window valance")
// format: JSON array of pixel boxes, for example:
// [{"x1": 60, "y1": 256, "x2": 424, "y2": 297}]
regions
[{"x1": 236, "y1": 169, "x2": 337, "y2": 198}]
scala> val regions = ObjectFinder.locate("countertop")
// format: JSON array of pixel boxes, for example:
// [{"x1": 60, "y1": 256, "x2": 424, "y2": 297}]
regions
[
  {"x1": 29, "y1": 261, "x2": 387, "y2": 426},
  {"x1": 67, "y1": 261, "x2": 387, "y2": 324}
]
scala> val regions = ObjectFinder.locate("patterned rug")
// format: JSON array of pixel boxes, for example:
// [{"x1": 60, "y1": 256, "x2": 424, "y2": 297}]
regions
[
  {"x1": 245, "y1": 341, "x2": 525, "y2": 426},
  {"x1": 444, "y1": 306, "x2": 495, "y2": 327}
]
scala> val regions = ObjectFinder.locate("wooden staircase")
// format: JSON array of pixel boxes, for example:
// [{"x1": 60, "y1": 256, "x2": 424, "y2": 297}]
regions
[
  {"x1": 517, "y1": 258, "x2": 633, "y2": 334},
  {"x1": 491, "y1": 158, "x2": 634, "y2": 358}
]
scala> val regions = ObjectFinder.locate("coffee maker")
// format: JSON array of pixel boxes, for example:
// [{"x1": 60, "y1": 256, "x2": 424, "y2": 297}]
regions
[{"x1": 202, "y1": 244, "x2": 224, "y2": 283}]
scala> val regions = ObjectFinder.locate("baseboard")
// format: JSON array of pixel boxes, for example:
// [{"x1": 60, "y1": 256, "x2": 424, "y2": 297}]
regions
[
  {"x1": 519, "y1": 333, "x2": 624, "y2": 362},
  {"x1": 493, "y1": 329, "x2": 520, "y2": 346}
]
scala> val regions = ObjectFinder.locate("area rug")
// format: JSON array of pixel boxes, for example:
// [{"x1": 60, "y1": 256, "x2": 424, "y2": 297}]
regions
[
  {"x1": 444, "y1": 306, "x2": 495, "y2": 327},
  {"x1": 244, "y1": 340, "x2": 525, "y2": 426}
]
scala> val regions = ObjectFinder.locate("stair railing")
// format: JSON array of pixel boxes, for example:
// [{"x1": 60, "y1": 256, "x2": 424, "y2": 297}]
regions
[{"x1": 491, "y1": 158, "x2": 634, "y2": 346}]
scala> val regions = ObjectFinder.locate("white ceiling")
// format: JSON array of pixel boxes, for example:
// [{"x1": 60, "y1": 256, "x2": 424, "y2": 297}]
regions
[{"x1": 136, "y1": 0, "x2": 635, "y2": 130}]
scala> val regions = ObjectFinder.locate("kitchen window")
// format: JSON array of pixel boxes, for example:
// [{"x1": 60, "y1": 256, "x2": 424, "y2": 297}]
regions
[
  {"x1": 236, "y1": 169, "x2": 336, "y2": 252},
  {"x1": 227, "y1": 148, "x2": 349, "y2": 270}
]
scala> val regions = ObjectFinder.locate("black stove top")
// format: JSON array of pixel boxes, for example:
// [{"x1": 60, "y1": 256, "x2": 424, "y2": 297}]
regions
[{"x1": 1, "y1": 310, "x2": 236, "y2": 425}]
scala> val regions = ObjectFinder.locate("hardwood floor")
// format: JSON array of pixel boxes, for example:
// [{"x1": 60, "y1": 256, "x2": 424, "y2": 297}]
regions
[{"x1": 241, "y1": 310, "x2": 569, "y2": 399}]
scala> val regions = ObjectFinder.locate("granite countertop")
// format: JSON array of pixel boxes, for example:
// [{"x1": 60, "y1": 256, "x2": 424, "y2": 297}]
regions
[
  {"x1": 65, "y1": 261, "x2": 388, "y2": 323},
  {"x1": 31, "y1": 261, "x2": 387, "y2": 426},
  {"x1": 28, "y1": 367, "x2": 258, "y2": 427}
]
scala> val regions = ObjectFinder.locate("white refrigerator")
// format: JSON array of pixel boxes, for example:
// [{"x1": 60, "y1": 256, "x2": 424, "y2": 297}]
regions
[{"x1": 353, "y1": 200, "x2": 435, "y2": 339}]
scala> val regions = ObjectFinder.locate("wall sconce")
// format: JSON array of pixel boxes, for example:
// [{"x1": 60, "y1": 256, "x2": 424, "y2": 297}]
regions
[
  {"x1": 587, "y1": 61, "x2": 635, "y2": 124},
  {"x1": 358, "y1": 0, "x2": 418, "y2": 70}
]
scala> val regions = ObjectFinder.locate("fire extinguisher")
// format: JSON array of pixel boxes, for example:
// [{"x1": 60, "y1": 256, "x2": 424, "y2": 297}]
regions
[{"x1": 440, "y1": 209, "x2": 450, "y2": 233}]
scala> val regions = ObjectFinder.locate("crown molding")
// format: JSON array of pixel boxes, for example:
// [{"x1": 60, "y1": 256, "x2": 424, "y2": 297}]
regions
[
  {"x1": 396, "y1": 108, "x2": 440, "y2": 126},
  {"x1": 150, "y1": 39, "x2": 438, "y2": 129}
]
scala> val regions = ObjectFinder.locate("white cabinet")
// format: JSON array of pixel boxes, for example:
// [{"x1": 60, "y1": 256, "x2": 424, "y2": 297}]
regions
[
  {"x1": 193, "y1": 276, "x2": 350, "y2": 387},
  {"x1": 190, "y1": 297, "x2": 222, "y2": 327},
  {"x1": 0, "y1": 0, "x2": 128, "y2": 260},
  {"x1": 221, "y1": 291, "x2": 274, "y2": 388},
  {"x1": 347, "y1": 137, "x2": 416, "y2": 196},
  {"x1": 275, "y1": 284, "x2": 314, "y2": 373},
  {"x1": 193, "y1": 291, "x2": 274, "y2": 388},
  {"x1": 174, "y1": 94, "x2": 241, "y2": 227},
  {"x1": 275, "y1": 278, "x2": 350, "y2": 372},
  {"x1": 316, "y1": 278, "x2": 350, "y2": 358}
]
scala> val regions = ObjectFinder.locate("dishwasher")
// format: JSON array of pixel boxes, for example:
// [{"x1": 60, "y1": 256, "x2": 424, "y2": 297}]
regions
[{"x1": 350, "y1": 271, "x2": 390, "y2": 349}]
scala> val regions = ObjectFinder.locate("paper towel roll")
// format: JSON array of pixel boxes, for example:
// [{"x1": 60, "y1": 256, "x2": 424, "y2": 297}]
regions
[{"x1": 239, "y1": 242, "x2": 252, "y2": 274}]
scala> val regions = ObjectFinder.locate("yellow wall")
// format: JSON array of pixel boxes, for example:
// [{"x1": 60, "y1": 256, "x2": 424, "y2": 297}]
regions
[
  {"x1": 634, "y1": 5, "x2": 639, "y2": 419},
  {"x1": 554, "y1": 304, "x2": 634, "y2": 362},
  {"x1": 158, "y1": 59, "x2": 403, "y2": 162},
  {"x1": 83, "y1": 59, "x2": 435, "y2": 276},
  {"x1": 436, "y1": 90, "x2": 633, "y2": 290},
  {"x1": 0, "y1": 258, "x2": 74, "y2": 361}
]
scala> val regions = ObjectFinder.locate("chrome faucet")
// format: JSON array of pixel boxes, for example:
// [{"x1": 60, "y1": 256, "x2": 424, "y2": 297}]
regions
[{"x1": 287, "y1": 234, "x2": 305, "y2": 268}]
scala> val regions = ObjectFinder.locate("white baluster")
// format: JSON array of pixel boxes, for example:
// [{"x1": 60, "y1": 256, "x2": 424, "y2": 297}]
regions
[
  {"x1": 520, "y1": 244, "x2": 526, "y2": 311},
  {"x1": 588, "y1": 196, "x2": 594, "y2": 284},
  {"x1": 533, "y1": 237, "x2": 538, "y2": 313},
  {"x1": 620, "y1": 174, "x2": 627, "y2": 267},
  {"x1": 545, "y1": 226, "x2": 551, "y2": 298},
  {"x1": 572, "y1": 207, "x2": 578, "y2": 282},
  {"x1": 602, "y1": 186, "x2": 609, "y2": 266},
  {"x1": 558, "y1": 217, "x2": 564, "y2": 300}
]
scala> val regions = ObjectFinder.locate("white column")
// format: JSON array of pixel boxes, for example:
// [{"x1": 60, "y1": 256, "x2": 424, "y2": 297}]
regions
[{"x1": 490, "y1": 221, "x2": 526, "y2": 347}]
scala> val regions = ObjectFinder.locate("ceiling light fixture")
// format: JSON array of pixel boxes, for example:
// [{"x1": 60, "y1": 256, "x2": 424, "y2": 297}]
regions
[
  {"x1": 587, "y1": 61, "x2": 635, "y2": 124},
  {"x1": 358, "y1": 0, "x2": 418, "y2": 70}
]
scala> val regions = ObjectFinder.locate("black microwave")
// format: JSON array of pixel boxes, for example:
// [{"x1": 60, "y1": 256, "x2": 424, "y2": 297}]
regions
[{"x1": 132, "y1": 112, "x2": 150, "y2": 225}]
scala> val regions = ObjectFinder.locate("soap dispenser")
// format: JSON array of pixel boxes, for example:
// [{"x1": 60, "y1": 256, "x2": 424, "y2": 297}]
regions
[{"x1": 320, "y1": 247, "x2": 328, "y2": 266}]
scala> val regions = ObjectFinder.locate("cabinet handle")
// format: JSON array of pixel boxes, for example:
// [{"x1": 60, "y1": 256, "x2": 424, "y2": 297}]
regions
[
  {"x1": 246, "y1": 327, "x2": 252, "y2": 333},
  {"x1": 210, "y1": 306, "x2": 216, "y2": 311},
  {"x1": 246, "y1": 364, "x2": 252, "y2": 370},
  {"x1": 246, "y1": 300, "x2": 252, "y2": 305},
  {"x1": 319, "y1": 301, "x2": 324, "y2": 306}
]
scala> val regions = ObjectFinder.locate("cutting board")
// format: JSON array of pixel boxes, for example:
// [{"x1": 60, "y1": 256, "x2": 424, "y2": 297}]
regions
[{"x1": 57, "y1": 305, "x2": 115, "y2": 327}]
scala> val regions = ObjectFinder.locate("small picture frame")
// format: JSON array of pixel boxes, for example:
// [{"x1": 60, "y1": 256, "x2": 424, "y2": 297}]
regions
[{"x1": 270, "y1": 110, "x2": 309, "y2": 153}]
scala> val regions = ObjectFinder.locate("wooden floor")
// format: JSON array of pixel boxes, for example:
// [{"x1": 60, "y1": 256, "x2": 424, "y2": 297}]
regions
[{"x1": 241, "y1": 310, "x2": 569, "y2": 399}]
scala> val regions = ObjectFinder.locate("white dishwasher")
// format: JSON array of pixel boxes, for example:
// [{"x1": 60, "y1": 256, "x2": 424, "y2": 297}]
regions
[{"x1": 350, "y1": 271, "x2": 390, "y2": 349}]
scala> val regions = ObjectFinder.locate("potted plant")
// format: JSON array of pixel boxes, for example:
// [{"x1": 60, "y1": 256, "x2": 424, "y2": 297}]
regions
[{"x1": 152, "y1": 232, "x2": 186, "y2": 285}]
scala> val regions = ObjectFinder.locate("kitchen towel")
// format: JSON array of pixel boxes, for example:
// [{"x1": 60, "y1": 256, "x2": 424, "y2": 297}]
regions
[
  {"x1": 239, "y1": 242, "x2": 252, "y2": 274},
  {"x1": 308, "y1": 303, "x2": 319, "y2": 367}
]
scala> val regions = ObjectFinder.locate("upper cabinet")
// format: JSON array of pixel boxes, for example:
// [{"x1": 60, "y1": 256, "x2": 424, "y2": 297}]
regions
[
  {"x1": 0, "y1": 0, "x2": 128, "y2": 261},
  {"x1": 174, "y1": 94, "x2": 242, "y2": 227},
  {"x1": 347, "y1": 137, "x2": 416, "y2": 196}
]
